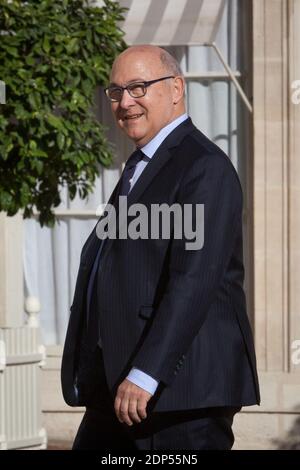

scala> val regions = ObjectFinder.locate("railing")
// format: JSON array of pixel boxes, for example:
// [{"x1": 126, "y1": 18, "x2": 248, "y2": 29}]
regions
[{"x1": 0, "y1": 297, "x2": 47, "y2": 450}]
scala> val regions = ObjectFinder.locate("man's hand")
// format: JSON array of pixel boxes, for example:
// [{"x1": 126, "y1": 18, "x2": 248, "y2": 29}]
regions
[{"x1": 114, "y1": 379, "x2": 152, "y2": 426}]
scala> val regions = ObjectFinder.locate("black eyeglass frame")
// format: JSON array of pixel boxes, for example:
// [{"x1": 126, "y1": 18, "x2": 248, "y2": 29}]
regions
[{"x1": 104, "y1": 75, "x2": 175, "y2": 102}]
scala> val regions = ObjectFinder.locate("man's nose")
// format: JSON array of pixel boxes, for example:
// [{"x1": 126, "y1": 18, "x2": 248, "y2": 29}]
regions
[{"x1": 119, "y1": 89, "x2": 136, "y2": 108}]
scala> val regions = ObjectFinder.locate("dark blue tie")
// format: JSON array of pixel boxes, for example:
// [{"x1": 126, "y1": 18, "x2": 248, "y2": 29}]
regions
[
  {"x1": 85, "y1": 148, "x2": 146, "y2": 350},
  {"x1": 118, "y1": 148, "x2": 145, "y2": 196}
]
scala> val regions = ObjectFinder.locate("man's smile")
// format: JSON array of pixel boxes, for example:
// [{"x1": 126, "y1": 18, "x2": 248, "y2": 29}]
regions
[{"x1": 123, "y1": 113, "x2": 144, "y2": 121}]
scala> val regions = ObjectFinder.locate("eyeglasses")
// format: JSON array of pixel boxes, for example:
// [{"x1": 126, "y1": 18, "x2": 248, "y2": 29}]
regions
[{"x1": 104, "y1": 75, "x2": 175, "y2": 102}]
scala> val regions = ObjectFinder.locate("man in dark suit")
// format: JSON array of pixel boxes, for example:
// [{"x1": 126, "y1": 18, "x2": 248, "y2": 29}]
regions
[{"x1": 61, "y1": 45, "x2": 260, "y2": 450}]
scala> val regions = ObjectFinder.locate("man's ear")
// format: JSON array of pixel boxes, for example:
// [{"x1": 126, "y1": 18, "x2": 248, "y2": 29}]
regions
[{"x1": 173, "y1": 76, "x2": 185, "y2": 104}]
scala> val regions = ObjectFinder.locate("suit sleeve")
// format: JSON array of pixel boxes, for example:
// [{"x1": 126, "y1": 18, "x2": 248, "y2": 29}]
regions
[{"x1": 132, "y1": 152, "x2": 243, "y2": 386}]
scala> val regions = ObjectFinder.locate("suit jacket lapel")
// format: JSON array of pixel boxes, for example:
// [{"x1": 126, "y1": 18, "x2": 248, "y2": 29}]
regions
[
  {"x1": 128, "y1": 118, "x2": 195, "y2": 206},
  {"x1": 82, "y1": 118, "x2": 196, "y2": 268},
  {"x1": 100, "y1": 118, "x2": 196, "y2": 260}
]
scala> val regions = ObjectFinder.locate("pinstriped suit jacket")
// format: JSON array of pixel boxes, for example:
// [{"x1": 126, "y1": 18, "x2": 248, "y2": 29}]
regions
[{"x1": 61, "y1": 118, "x2": 260, "y2": 412}]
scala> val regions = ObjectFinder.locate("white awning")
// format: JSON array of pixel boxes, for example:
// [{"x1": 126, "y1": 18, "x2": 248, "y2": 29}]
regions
[
  {"x1": 95, "y1": 0, "x2": 252, "y2": 112},
  {"x1": 118, "y1": 0, "x2": 226, "y2": 46}
]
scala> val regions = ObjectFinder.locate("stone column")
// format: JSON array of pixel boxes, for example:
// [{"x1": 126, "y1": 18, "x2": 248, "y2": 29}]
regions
[
  {"x1": 288, "y1": 0, "x2": 300, "y2": 373},
  {"x1": 253, "y1": 0, "x2": 290, "y2": 372},
  {"x1": 252, "y1": 0, "x2": 300, "y2": 375}
]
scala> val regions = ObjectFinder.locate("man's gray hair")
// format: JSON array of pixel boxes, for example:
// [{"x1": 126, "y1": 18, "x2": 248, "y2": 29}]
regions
[{"x1": 160, "y1": 49, "x2": 183, "y2": 76}]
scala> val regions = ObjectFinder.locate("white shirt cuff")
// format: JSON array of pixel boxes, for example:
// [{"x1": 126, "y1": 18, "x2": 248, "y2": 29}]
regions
[{"x1": 126, "y1": 367, "x2": 159, "y2": 395}]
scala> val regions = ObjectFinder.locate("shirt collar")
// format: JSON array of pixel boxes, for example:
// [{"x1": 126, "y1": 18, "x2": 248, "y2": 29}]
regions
[{"x1": 140, "y1": 113, "x2": 189, "y2": 159}]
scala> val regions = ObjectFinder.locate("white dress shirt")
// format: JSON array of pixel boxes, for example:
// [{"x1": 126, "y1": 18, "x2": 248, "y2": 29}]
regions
[{"x1": 126, "y1": 113, "x2": 188, "y2": 394}]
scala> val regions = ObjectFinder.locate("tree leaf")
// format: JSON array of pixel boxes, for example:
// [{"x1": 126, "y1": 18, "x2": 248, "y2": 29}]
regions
[
  {"x1": 43, "y1": 35, "x2": 51, "y2": 54},
  {"x1": 46, "y1": 113, "x2": 65, "y2": 131},
  {"x1": 0, "y1": 0, "x2": 125, "y2": 226},
  {"x1": 57, "y1": 133, "x2": 65, "y2": 150}
]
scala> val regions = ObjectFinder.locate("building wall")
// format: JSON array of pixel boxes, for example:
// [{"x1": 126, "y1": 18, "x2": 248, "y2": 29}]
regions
[{"x1": 242, "y1": 0, "x2": 300, "y2": 449}]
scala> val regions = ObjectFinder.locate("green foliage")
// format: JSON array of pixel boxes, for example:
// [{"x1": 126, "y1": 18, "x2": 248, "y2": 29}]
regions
[{"x1": 0, "y1": 0, "x2": 126, "y2": 225}]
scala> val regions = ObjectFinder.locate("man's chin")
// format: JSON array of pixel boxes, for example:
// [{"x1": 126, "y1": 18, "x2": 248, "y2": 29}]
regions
[{"x1": 122, "y1": 128, "x2": 146, "y2": 145}]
